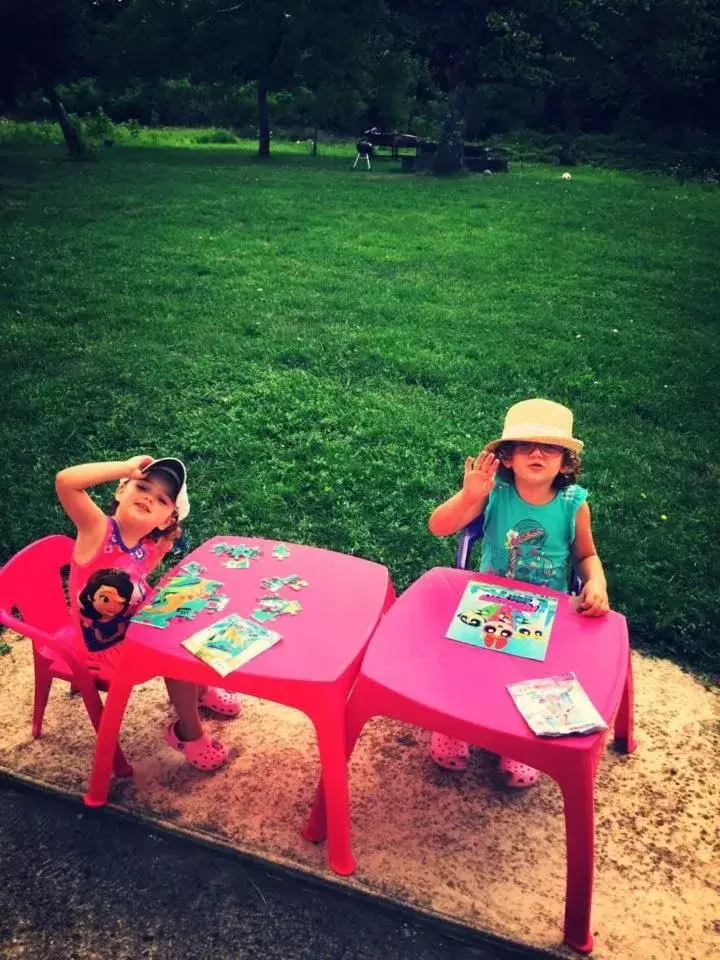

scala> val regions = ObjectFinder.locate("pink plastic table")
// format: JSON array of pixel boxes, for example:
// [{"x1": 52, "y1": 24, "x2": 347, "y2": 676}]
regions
[
  {"x1": 305, "y1": 567, "x2": 635, "y2": 953},
  {"x1": 83, "y1": 536, "x2": 394, "y2": 870}
]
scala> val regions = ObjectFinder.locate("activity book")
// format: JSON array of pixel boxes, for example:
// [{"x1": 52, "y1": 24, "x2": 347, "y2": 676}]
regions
[
  {"x1": 182, "y1": 614, "x2": 281, "y2": 676},
  {"x1": 507, "y1": 672, "x2": 608, "y2": 737},
  {"x1": 446, "y1": 579, "x2": 557, "y2": 661}
]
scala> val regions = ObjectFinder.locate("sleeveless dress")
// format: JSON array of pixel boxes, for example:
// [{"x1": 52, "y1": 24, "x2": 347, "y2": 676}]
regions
[
  {"x1": 69, "y1": 517, "x2": 161, "y2": 672},
  {"x1": 478, "y1": 479, "x2": 587, "y2": 591}
]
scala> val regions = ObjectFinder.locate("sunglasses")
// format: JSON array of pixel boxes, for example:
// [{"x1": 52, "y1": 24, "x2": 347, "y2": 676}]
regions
[{"x1": 512, "y1": 441, "x2": 566, "y2": 457}]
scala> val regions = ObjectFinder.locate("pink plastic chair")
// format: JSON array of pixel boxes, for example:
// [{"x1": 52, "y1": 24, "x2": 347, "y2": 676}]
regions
[{"x1": 0, "y1": 535, "x2": 132, "y2": 777}]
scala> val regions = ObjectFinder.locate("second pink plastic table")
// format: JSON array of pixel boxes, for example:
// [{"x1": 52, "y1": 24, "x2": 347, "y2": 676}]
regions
[
  {"x1": 305, "y1": 567, "x2": 636, "y2": 952},
  {"x1": 83, "y1": 536, "x2": 394, "y2": 871}
]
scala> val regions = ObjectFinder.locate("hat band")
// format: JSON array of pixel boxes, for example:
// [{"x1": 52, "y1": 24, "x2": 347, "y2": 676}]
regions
[{"x1": 505, "y1": 421, "x2": 572, "y2": 439}]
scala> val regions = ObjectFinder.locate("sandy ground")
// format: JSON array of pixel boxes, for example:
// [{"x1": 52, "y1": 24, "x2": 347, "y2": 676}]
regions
[{"x1": 0, "y1": 633, "x2": 717, "y2": 960}]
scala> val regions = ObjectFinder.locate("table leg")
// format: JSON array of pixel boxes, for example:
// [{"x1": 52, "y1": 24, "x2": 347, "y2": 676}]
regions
[
  {"x1": 559, "y1": 760, "x2": 596, "y2": 954},
  {"x1": 83, "y1": 676, "x2": 134, "y2": 808},
  {"x1": 310, "y1": 706, "x2": 357, "y2": 876},
  {"x1": 303, "y1": 689, "x2": 369, "y2": 873},
  {"x1": 614, "y1": 649, "x2": 637, "y2": 754}
]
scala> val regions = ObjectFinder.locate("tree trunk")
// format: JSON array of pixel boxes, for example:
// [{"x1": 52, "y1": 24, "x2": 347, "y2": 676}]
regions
[
  {"x1": 43, "y1": 84, "x2": 84, "y2": 157},
  {"x1": 312, "y1": 126, "x2": 318, "y2": 157},
  {"x1": 432, "y1": 83, "x2": 467, "y2": 176},
  {"x1": 257, "y1": 81, "x2": 271, "y2": 157}
]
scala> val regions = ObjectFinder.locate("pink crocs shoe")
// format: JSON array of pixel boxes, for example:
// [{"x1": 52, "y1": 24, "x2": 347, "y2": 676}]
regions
[
  {"x1": 499, "y1": 756, "x2": 541, "y2": 788},
  {"x1": 164, "y1": 722, "x2": 228, "y2": 771},
  {"x1": 199, "y1": 686, "x2": 243, "y2": 718},
  {"x1": 429, "y1": 732, "x2": 470, "y2": 771}
]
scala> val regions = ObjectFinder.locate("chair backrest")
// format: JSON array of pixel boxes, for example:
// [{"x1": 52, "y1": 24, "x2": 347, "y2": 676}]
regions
[
  {"x1": 455, "y1": 513, "x2": 581, "y2": 593},
  {"x1": 454, "y1": 513, "x2": 485, "y2": 570},
  {"x1": 0, "y1": 535, "x2": 75, "y2": 638}
]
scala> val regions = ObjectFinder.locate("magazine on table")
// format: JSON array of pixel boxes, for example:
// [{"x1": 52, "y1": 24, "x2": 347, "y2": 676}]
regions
[
  {"x1": 507, "y1": 672, "x2": 608, "y2": 737},
  {"x1": 446, "y1": 579, "x2": 558, "y2": 661},
  {"x1": 182, "y1": 614, "x2": 281, "y2": 676}
]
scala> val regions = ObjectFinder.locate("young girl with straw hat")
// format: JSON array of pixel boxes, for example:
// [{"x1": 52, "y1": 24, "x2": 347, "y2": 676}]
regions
[{"x1": 428, "y1": 398, "x2": 609, "y2": 786}]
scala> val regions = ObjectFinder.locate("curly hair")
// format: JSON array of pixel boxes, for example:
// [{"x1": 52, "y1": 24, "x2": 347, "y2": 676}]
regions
[{"x1": 495, "y1": 441, "x2": 581, "y2": 489}]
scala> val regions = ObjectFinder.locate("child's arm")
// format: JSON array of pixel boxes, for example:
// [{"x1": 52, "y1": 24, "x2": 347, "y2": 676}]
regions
[
  {"x1": 55, "y1": 456, "x2": 154, "y2": 561},
  {"x1": 572, "y1": 502, "x2": 609, "y2": 616},
  {"x1": 428, "y1": 452, "x2": 499, "y2": 536}
]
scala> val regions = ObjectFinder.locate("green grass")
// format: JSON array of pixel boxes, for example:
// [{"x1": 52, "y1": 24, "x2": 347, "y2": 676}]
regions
[{"x1": 1, "y1": 135, "x2": 719, "y2": 672}]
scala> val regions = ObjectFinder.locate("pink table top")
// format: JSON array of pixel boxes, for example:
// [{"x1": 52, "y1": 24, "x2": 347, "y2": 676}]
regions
[
  {"x1": 124, "y1": 536, "x2": 392, "y2": 685},
  {"x1": 361, "y1": 567, "x2": 629, "y2": 753}
]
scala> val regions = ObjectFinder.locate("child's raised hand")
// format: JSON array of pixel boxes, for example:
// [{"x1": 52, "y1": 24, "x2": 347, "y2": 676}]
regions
[
  {"x1": 462, "y1": 451, "x2": 499, "y2": 502},
  {"x1": 124, "y1": 455, "x2": 155, "y2": 479},
  {"x1": 575, "y1": 579, "x2": 610, "y2": 617}
]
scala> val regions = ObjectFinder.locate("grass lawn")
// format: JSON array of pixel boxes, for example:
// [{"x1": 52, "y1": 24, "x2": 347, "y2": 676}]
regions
[{"x1": 1, "y1": 136, "x2": 718, "y2": 671}]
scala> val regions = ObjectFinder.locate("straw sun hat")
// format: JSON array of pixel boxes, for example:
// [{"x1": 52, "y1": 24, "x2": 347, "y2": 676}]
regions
[{"x1": 483, "y1": 399, "x2": 584, "y2": 455}]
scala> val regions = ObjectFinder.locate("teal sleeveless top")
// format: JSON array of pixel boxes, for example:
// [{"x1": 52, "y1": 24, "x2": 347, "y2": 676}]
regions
[{"x1": 478, "y1": 479, "x2": 587, "y2": 592}]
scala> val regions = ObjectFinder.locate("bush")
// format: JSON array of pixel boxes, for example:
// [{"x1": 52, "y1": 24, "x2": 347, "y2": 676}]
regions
[
  {"x1": 194, "y1": 128, "x2": 238, "y2": 144},
  {"x1": 0, "y1": 119, "x2": 62, "y2": 145},
  {"x1": 77, "y1": 108, "x2": 115, "y2": 145}
]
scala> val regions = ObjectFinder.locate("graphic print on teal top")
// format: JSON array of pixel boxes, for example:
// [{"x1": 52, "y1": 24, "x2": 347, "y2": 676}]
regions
[{"x1": 478, "y1": 480, "x2": 587, "y2": 591}]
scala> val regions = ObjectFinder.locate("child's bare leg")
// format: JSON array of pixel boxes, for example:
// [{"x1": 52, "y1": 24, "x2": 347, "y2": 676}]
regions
[{"x1": 165, "y1": 679, "x2": 203, "y2": 741}]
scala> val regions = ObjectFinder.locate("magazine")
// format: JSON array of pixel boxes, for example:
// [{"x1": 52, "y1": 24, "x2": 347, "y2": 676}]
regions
[
  {"x1": 507, "y1": 672, "x2": 608, "y2": 737},
  {"x1": 181, "y1": 614, "x2": 281, "y2": 676},
  {"x1": 446, "y1": 580, "x2": 557, "y2": 661}
]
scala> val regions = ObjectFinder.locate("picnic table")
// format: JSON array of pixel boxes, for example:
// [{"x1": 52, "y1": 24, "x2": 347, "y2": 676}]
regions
[{"x1": 362, "y1": 128, "x2": 422, "y2": 159}]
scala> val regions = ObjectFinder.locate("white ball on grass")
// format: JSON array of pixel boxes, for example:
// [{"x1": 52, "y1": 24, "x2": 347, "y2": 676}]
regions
[{"x1": 562, "y1": 171, "x2": 572, "y2": 180}]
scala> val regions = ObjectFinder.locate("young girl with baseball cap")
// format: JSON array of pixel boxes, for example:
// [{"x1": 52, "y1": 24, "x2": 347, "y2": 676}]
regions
[
  {"x1": 56, "y1": 455, "x2": 241, "y2": 772},
  {"x1": 428, "y1": 399, "x2": 609, "y2": 786}
]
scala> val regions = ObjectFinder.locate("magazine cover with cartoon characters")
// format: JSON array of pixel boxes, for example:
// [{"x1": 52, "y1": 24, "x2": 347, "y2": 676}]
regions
[{"x1": 446, "y1": 580, "x2": 558, "y2": 661}]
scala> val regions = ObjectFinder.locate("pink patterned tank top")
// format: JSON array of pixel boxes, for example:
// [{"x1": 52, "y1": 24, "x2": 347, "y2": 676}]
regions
[{"x1": 69, "y1": 517, "x2": 161, "y2": 653}]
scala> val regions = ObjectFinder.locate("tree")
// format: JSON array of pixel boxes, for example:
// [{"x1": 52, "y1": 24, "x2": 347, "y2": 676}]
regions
[
  {"x1": 387, "y1": 0, "x2": 547, "y2": 174},
  {"x1": 298, "y1": 18, "x2": 416, "y2": 149},
  {"x1": 0, "y1": 1, "x2": 132, "y2": 155},
  {"x1": 119, "y1": 0, "x2": 384, "y2": 156},
  {"x1": 0, "y1": 1, "x2": 85, "y2": 154},
  {"x1": 536, "y1": 0, "x2": 720, "y2": 141}
]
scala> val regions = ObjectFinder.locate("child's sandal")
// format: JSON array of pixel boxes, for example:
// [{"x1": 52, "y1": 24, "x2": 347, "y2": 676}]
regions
[
  {"x1": 499, "y1": 756, "x2": 541, "y2": 788},
  {"x1": 164, "y1": 722, "x2": 228, "y2": 771},
  {"x1": 199, "y1": 686, "x2": 243, "y2": 717},
  {"x1": 429, "y1": 732, "x2": 470, "y2": 771}
]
